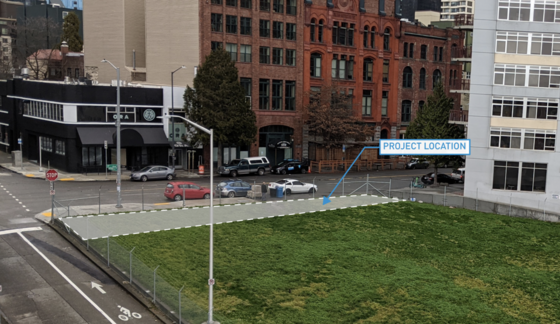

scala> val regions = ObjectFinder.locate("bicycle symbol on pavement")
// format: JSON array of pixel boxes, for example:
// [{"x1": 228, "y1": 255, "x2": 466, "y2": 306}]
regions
[{"x1": 117, "y1": 305, "x2": 142, "y2": 321}]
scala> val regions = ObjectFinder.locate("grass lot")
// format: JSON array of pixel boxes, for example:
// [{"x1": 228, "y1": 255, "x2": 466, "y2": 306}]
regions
[{"x1": 111, "y1": 202, "x2": 560, "y2": 323}]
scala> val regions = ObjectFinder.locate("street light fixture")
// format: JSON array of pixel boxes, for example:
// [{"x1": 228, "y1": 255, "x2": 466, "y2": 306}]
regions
[
  {"x1": 170, "y1": 65, "x2": 186, "y2": 170},
  {"x1": 101, "y1": 59, "x2": 123, "y2": 208},
  {"x1": 158, "y1": 114, "x2": 216, "y2": 324}
]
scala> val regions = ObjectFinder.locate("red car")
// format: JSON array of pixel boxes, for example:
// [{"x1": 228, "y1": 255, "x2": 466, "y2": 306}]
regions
[{"x1": 164, "y1": 181, "x2": 212, "y2": 201}]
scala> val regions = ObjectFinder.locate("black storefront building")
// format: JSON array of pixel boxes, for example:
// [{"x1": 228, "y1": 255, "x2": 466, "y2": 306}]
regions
[{"x1": 0, "y1": 79, "x2": 171, "y2": 173}]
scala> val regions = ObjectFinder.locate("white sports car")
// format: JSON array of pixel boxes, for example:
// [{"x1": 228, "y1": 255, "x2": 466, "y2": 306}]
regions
[{"x1": 269, "y1": 179, "x2": 317, "y2": 195}]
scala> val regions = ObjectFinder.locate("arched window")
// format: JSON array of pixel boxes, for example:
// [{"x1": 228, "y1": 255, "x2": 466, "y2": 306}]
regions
[
  {"x1": 318, "y1": 20, "x2": 324, "y2": 42},
  {"x1": 363, "y1": 58, "x2": 373, "y2": 81},
  {"x1": 419, "y1": 68, "x2": 426, "y2": 89},
  {"x1": 311, "y1": 53, "x2": 322, "y2": 77},
  {"x1": 403, "y1": 42, "x2": 408, "y2": 57},
  {"x1": 363, "y1": 25, "x2": 369, "y2": 48},
  {"x1": 433, "y1": 69, "x2": 441, "y2": 88},
  {"x1": 403, "y1": 67, "x2": 413, "y2": 88},
  {"x1": 310, "y1": 19, "x2": 316, "y2": 42},
  {"x1": 383, "y1": 28, "x2": 390, "y2": 51},
  {"x1": 371, "y1": 27, "x2": 376, "y2": 48},
  {"x1": 401, "y1": 100, "x2": 411, "y2": 122}
]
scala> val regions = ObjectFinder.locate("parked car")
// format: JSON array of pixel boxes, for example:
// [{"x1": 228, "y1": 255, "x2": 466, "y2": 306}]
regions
[
  {"x1": 451, "y1": 167, "x2": 465, "y2": 183},
  {"x1": 131, "y1": 165, "x2": 175, "y2": 182},
  {"x1": 217, "y1": 179, "x2": 253, "y2": 198},
  {"x1": 218, "y1": 156, "x2": 271, "y2": 177},
  {"x1": 420, "y1": 173, "x2": 459, "y2": 185},
  {"x1": 164, "y1": 181, "x2": 212, "y2": 201},
  {"x1": 405, "y1": 158, "x2": 430, "y2": 169},
  {"x1": 271, "y1": 159, "x2": 307, "y2": 175},
  {"x1": 269, "y1": 179, "x2": 317, "y2": 195}
]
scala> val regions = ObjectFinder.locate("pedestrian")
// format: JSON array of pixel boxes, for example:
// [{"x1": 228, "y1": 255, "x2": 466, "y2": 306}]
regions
[{"x1": 261, "y1": 182, "x2": 268, "y2": 201}]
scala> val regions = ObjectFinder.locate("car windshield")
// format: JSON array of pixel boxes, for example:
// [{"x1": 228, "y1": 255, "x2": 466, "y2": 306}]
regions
[
  {"x1": 275, "y1": 180, "x2": 287, "y2": 184},
  {"x1": 218, "y1": 182, "x2": 228, "y2": 187},
  {"x1": 452, "y1": 169, "x2": 461, "y2": 174},
  {"x1": 139, "y1": 166, "x2": 152, "y2": 172},
  {"x1": 409, "y1": 159, "x2": 417, "y2": 163},
  {"x1": 228, "y1": 160, "x2": 241, "y2": 166}
]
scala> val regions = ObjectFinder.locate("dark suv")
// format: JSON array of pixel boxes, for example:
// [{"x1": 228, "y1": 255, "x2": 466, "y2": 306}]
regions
[{"x1": 271, "y1": 159, "x2": 307, "y2": 175}]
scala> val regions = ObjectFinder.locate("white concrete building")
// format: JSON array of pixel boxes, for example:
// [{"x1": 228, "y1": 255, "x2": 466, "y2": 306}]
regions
[{"x1": 465, "y1": 0, "x2": 560, "y2": 213}]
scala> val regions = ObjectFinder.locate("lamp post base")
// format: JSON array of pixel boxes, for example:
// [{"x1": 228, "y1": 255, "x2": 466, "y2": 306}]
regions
[{"x1": 116, "y1": 204, "x2": 123, "y2": 208}]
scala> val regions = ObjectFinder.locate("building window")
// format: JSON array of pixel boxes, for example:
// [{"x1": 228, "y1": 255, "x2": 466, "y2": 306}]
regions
[
  {"x1": 273, "y1": 0, "x2": 283, "y2": 13},
  {"x1": 409, "y1": 43, "x2": 414, "y2": 58},
  {"x1": 259, "y1": 20, "x2": 270, "y2": 37},
  {"x1": 492, "y1": 161, "x2": 547, "y2": 192},
  {"x1": 211, "y1": 13, "x2": 223, "y2": 32},
  {"x1": 240, "y1": 44, "x2": 252, "y2": 62},
  {"x1": 310, "y1": 19, "x2": 316, "y2": 42},
  {"x1": 56, "y1": 140, "x2": 65, "y2": 155},
  {"x1": 318, "y1": 20, "x2": 323, "y2": 42},
  {"x1": 211, "y1": 0, "x2": 222, "y2": 4},
  {"x1": 286, "y1": 49, "x2": 296, "y2": 66},
  {"x1": 227, "y1": 0, "x2": 237, "y2": 6},
  {"x1": 226, "y1": 15, "x2": 237, "y2": 33},
  {"x1": 259, "y1": 46, "x2": 270, "y2": 64},
  {"x1": 285, "y1": 81, "x2": 295, "y2": 110},
  {"x1": 75, "y1": 68, "x2": 80, "y2": 79},
  {"x1": 370, "y1": 27, "x2": 376, "y2": 48},
  {"x1": 379, "y1": 0, "x2": 385, "y2": 14},
  {"x1": 492, "y1": 97, "x2": 524, "y2": 117},
  {"x1": 363, "y1": 58, "x2": 373, "y2": 81},
  {"x1": 401, "y1": 100, "x2": 411, "y2": 122},
  {"x1": 494, "y1": 64, "x2": 526, "y2": 86},
  {"x1": 492, "y1": 161, "x2": 520, "y2": 190},
  {"x1": 381, "y1": 91, "x2": 388, "y2": 116},
  {"x1": 383, "y1": 28, "x2": 390, "y2": 51},
  {"x1": 420, "y1": 45, "x2": 427, "y2": 59},
  {"x1": 494, "y1": 64, "x2": 560, "y2": 88},
  {"x1": 82, "y1": 147, "x2": 102, "y2": 167},
  {"x1": 259, "y1": 79, "x2": 269, "y2": 109},
  {"x1": 490, "y1": 127, "x2": 522, "y2": 148},
  {"x1": 260, "y1": 0, "x2": 270, "y2": 11},
  {"x1": 529, "y1": 66, "x2": 560, "y2": 88},
  {"x1": 383, "y1": 60, "x2": 389, "y2": 83},
  {"x1": 348, "y1": 24, "x2": 354, "y2": 46},
  {"x1": 524, "y1": 130, "x2": 556, "y2": 150},
  {"x1": 403, "y1": 66, "x2": 413, "y2": 88},
  {"x1": 521, "y1": 162, "x2": 547, "y2": 191},
  {"x1": 211, "y1": 41, "x2": 223, "y2": 51},
  {"x1": 526, "y1": 98, "x2": 558, "y2": 119},
  {"x1": 362, "y1": 90, "x2": 372, "y2": 116},
  {"x1": 419, "y1": 68, "x2": 426, "y2": 89},
  {"x1": 432, "y1": 69, "x2": 441, "y2": 88},
  {"x1": 273, "y1": 21, "x2": 283, "y2": 39},
  {"x1": 240, "y1": 78, "x2": 252, "y2": 103},
  {"x1": 347, "y1": 56, "x2": 354, "y2": 79},
  {"x1": 419, "y1": 100, "x2": 425, "y2": 111},
  {"x1": 241, "y1": 0, "x2": 252, "y2": 8},
  {"x1": 332, "y1": 22, "x2": 338, "y2": 44},
  {"x1": 40, "y1": 136, "x2": 53, "y2": 152},
  {"x1": 287, "y1": 0, "x2": 296, "y2": 14},
  {"x1": 331, "y1": 21, "x2": 354, "y2": 46},
  {"x1": 272, "y1": 80, "x2": 283, "y2": 110},
  {"x1": 226, "y1": 43, "x2": 237, "y2": 61},
  {"x1": 240, "y1": 17, "x2": 252, "y2": 35},
  {"x1": 439, "y1": 47, "x2": 443, "y2": 61},
  {"x1": 403, "y1": 42, "x2": 408, "y2": 57},
  {"x1": 497, "y1": 0, "x2": 531, "y2": 22},
  {"x1": 311, "y1": 53, "x2": 321, "y2": 77},
  {"x1": 286, "y1": 23, "x2": 296, "y2": 40},
  {"x1": 67, "y1": 68, "x2": 71, "y2": 76},
  {"x1": 533, "y1": 1, "x2": 560, "y2": 22},
  {"x1": 433, "y1": 46, "x2": 438, "y2": 61},
  {"x1": 364, "y1": 25, "x2": 369, "y2": 48},
  {"x1": 272, "y1": 48, "x2": 283, "y2": 65},
  {"x1": 332, "y1": 55, "x2": 351, "y2": 79}
]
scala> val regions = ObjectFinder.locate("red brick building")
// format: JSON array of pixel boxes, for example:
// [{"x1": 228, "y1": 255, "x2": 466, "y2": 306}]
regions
[{"x1": 199, "y1": 0, "x2": 305, "y2": 165}]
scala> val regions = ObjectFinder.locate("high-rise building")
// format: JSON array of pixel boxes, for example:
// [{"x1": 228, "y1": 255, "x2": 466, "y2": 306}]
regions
[
  {"x1": 402, "y1": 0, "x2": 442, "y2": 22},
  {"x1": 440, "y1": 0, "x2": 474, "y2": 21},
  {"x1": 465, "y1": 0, "x2": 560, "y2": 213}
]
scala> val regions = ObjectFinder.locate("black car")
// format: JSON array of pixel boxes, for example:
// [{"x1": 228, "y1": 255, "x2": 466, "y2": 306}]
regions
[
  {"x1": 271, "y1": 159, "x2": 307, "y2": 175},
  {"x1": 421, "y1": 173, "x2": 459, "y2": 185}
]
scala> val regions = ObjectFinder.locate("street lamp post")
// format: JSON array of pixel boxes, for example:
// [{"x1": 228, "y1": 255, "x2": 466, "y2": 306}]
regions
[
  {"x1": 170, "y1": 66, "x2": 186, "y2": 170},
  {"x1": 158, "y1": 115, "x2": 216, "y2": 324},
  {"x1": 101, "y1": 59, "x2": 123, "y2": 208}
]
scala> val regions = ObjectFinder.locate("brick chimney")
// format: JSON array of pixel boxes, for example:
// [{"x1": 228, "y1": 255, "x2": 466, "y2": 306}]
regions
[{"x1": 61, "y1": 41, "x2": 69, "y2": 55}]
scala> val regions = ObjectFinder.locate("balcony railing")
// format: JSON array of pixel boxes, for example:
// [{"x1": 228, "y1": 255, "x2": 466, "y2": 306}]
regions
[
  {"x1": 449, "y1": 110, "x2": 469, "y2": 123},
  {"x1": 449, "y1": 78, "x2": 470, "y2": 92},
  {"x1": 451, "y1": 46, "x2": 472, "y2": 59},
  {"x1": 454, "y1": 14, "x2": 474, "y2": 27}
]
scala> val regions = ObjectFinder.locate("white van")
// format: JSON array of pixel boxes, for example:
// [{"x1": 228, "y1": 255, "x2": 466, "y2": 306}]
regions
[{"x1": 451, "y1": 167, "x2": 465, "y2": 183}]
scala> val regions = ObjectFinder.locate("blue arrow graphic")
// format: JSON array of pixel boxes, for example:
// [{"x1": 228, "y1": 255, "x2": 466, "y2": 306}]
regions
[{"x1": 323, "y1": 146, "x2": 379, "y2": 205}]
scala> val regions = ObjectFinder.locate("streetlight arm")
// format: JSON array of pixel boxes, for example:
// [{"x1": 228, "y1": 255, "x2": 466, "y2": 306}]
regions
[
  {"x1": 101, "y1": 59, "x2": 118, "y2": 70},
  {"x1": 159, "y1": 114, "x2": 212, "y2": 135}
]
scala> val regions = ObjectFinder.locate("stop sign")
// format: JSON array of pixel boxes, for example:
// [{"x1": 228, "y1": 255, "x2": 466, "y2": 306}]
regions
[{"x1": 45, "y1": 169, "x2": 58, "y2": 182}]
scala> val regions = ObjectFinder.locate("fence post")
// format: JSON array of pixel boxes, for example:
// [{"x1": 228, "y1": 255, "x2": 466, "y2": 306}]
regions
[
  {"x1": 107, "y1": 236, "x2": 110, "y2": 267},
  {"x1": 98, "y1": 187, "x2": 101, "y2": 214},
  {"x1": 153, "y1": 265, "x2": 160, "y2": 303},
  {"x1": 342, "y1": 177, "x2": 345, "y2": 196},
  {"x1": 67, "y1": 205, "x2": 70, "y2": 217},
  {"x1": 366, "y1": 174, "x2": 369, "y2": 195},
  {"x1": 142, "y1": 185, "x2": 144, "y2": 211},
  {"x1": 543, "y1": 198, "x2": 547, "y2": 221},
  {"x1": 476, "y1": 188, "x2": 478, "y2": 211},
  {"x1": 129, "y1": 247, "x2": 135, "y2": 284},
  {"x1": 509, "y1": 193, "x2": 512, "y2": 216},
  {"x1": 410, "y1": 181, "x2": 413, "y2": 200},
  {"x1": 179, "y1": 285, "x2": 185, "y2": 324},
  {"x1": 444, "y1": 186, "x2": 447, "y2": 207},
  {"x1": 313, "y1": 178, "x2": 315, "y2": 199},
  {"x1": 182, "y1": 188, "x2": 185, "y2": 208},
  {"x1": 389, "y1": 179, "x2": 392, "y2": 198}
]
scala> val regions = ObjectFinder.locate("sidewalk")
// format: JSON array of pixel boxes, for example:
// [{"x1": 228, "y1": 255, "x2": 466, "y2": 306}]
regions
[{"x1": 0, "y1": 151, "x2": 203, "y2": 181}]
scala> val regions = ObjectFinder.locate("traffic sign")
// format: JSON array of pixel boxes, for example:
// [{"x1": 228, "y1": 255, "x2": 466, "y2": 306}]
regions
[
  {"x1": 107, "y1": 164, "x2": 118, "y2": 172},
  {"x1": 45, "y1": 169, "x2": 58, "y2": 181},
  {"x1": 17, "y1": 138, "x2": 21, "y2": 145},
  {"x1": 208, "y1": 278, "x2": 215, "y2": 286},
  {"x1": 50, "y1": 190, "x2": 55, "y2": 195},
  {"x1": 104, "y1": 140, "x2": 108, "y2": 149}
]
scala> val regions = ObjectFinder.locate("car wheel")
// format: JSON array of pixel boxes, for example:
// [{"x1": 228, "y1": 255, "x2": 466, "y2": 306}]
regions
[
  {"x1": 167, "y1": 174, "x2": 173, "y2": 180},
  {"x1": 286, "y1": 189, "x2": 291, "y2": 195},
  {"x1": 203, "y1": 193, "x2": 210, "y2": 199},
  {"x1": 227, "y1": 191, "x2": 235, "y2": 198},
  {"x1": 141, "y1": 175, "x2": 148, "y2": 182},
  {"x1": 174, "y1": 194, "x2": 182, "y2": 201},
  {"x1": 281, "y1": 170, "x2": 287, "y2": 175},
  {"x1": 230, "y1": 171, "x2": 238, "y2": 177},
  {"x1": 308, "y1": 188, "x2": 316, "y2": 193},
  {"x1": 257, "y1": 168, "x2": 265, "y2": 176},
  {"x1": 411, "y1": 165, "x2": 416, "y2": 169}
]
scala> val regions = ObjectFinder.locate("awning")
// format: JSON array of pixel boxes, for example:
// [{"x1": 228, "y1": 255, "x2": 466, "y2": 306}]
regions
[{"x1": 77, "y1": 127, "x2": 170, "y2": 146}]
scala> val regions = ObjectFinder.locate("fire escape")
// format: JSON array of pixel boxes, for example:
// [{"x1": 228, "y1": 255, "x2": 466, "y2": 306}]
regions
[{"x1": 448, "y1": 14, "x2": 473, "y2": 126}]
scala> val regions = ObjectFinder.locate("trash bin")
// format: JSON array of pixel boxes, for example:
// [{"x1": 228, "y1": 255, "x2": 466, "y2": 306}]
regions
[
  {"x1": 269, "y1": 188, "x2": 277, "y2": 197},
  {"x1": 276, "y1": 186, "x2": 284, "y2": 198}
]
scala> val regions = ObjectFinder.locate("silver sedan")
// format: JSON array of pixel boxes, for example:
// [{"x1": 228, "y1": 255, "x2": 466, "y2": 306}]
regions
[{"x1": 130, "y1": 165, "x2": 175, "y2": 182}]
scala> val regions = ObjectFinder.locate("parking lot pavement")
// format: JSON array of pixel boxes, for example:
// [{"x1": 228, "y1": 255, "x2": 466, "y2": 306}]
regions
[{"x1": 60, "y1": 195, "x2": 401, "y2": 240}]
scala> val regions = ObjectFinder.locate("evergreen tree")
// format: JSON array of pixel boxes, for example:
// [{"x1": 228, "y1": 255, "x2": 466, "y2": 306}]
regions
[
  {"x1": 58, "y1": 12, "x2": 83, "y2": 52},
  {"x1": 184, "y1": 49, "x2": 257, "y2": 167},
  {"x1": 406, "y1": 82, "x2": 464, "y2": 185}
]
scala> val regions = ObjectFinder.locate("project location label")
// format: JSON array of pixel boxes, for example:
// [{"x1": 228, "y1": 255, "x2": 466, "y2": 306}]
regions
[{"x1": 379, "y1": 139, "x2": 470, "y2": 155}]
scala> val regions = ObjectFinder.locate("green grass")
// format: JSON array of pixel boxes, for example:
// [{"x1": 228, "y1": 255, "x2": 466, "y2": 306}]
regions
[{"x1": 108, "y1": 202, "x2": 560, "y2": 323}]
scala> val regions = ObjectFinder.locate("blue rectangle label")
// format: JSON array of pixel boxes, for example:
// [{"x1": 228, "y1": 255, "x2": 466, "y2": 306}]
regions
[{"x1": 379, "y1": 139, "x2": 470, "y2": 155}]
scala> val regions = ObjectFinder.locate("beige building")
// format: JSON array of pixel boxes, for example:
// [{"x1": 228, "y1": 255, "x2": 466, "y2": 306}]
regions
[
  {"x1": 440, "y1": 0, "x2": 475, "y2": 21},
  {"x1": 83, "y1": 0, "x2": 199, "y2": 88}
]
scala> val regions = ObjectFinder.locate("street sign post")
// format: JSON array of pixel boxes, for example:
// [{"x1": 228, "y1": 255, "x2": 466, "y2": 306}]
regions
[
  {"x1": 45, "y1": 169, "x2": 58, "y2": 182},
  {"x1": 107, "y1": 164, "x2": 118, "y2": 172},
  {"x1": 45, "y1": 169, "x2": 58, "y2": 224},
  {"x1": 50, "y1": 190, "x2": 55, "y2": 195},
  {"x1": 104, "y1": 140, "x2": 108, "y2": 179}
]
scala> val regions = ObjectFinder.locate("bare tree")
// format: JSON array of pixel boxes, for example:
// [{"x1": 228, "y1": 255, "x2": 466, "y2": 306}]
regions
[
  {"x1": 305, "y1": 84, "x2": 373, "y2": 159},
  {"x1": 15, "y1": 17, "x2": 62, "y2": 79}
]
